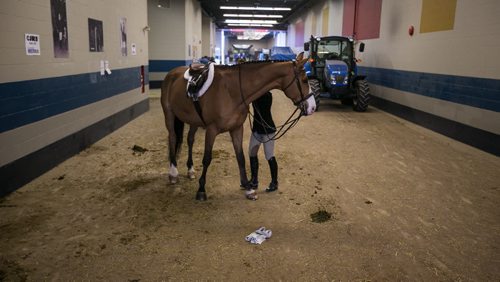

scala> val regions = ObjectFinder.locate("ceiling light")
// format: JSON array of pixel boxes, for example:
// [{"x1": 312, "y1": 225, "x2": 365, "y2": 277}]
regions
[
  {"x1": 157, "y1": 0, "x2": 170, "y2": 8},
  {"x1": 234, "y1": 30, "x2": 270, "y2": 40},
  {"x1": 225, "y1": 19, "x2": 277, "y2": 24},
  {"x1": 227, "y1": 23, "x2": 273, "y2": 27},
  {"x1": 224, "y1": 14, "x2": 252, "y2": 17},
  {"x1": 223, "y1": 14, "x2": 283, "y2": 18},
  {"x1": 221, "y1": 6, "x2": 291, "y2": 11}
]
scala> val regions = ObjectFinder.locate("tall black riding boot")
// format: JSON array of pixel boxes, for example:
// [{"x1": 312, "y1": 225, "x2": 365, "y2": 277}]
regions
[
  {"x1": 266, "y1": 157, "x2": 278, "y2": 192},
  {"x1": 249, "y1": 156, "x2": 259, "y2": 189}
]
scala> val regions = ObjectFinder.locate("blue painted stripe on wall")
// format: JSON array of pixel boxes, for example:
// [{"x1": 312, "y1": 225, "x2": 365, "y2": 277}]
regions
[
  {"x1": 358, "y1": 67, "x2": 500, "y2": 112},
  {"x1": 149, "y1": 60, "x2": 190, "y2": 72},
  {"x1": 0, "y1": 66, "x2": 148, "y2": 133}
]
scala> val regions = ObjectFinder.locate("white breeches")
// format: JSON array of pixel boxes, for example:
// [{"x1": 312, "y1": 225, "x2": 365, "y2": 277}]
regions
[{"x1": 248, "y1": 132, "x2": 275, "y2": 160}]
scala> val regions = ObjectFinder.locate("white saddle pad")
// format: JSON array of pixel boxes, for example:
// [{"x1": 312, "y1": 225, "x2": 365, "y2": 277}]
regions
[{"x1": 183, "y1": 63, "x2": 214, "y2": 99}]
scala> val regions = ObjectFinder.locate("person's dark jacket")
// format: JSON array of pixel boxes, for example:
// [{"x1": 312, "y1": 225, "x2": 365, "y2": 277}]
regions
[{"x1": 252, "y1": 92, "x2": 276, "y2": 134}]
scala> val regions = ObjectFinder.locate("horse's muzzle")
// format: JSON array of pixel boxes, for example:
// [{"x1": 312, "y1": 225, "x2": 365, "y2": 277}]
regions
[{"x1": 301, "y1": 95, "x2": 316, "y2": 116}]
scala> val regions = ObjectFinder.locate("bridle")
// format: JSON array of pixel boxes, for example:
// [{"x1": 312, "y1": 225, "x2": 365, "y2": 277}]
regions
[
  {"x1": 239, "y1": 60, "x2": 313, "y2": 142},
  {"x1": 282, "y1": 60, "x2": 314, "y2": 115}
]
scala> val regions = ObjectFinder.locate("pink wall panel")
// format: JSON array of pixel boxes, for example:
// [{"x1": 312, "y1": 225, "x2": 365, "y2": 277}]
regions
[
  {"x1": 356, "y1": 0, "x2": 382, "y2": 39},
  {"x1": 342, "y1": 0, "x2": 356, "y2": 37},
  {"x1": 295, "y1": 20, "x2": 305, "y2": 46},
  {"x1": 342, "y1": 0, "x2": 382, "y2": 40}
]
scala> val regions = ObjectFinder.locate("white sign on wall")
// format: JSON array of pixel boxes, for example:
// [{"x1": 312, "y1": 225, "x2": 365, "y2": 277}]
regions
[{"x1": 25, "y1": 33, "x2": 40, "y2": 56}]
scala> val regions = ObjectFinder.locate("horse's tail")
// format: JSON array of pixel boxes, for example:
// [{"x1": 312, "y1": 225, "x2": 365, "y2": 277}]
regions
[{"x1": 174, "y1": 115, "x2": 184, "y2": 154}]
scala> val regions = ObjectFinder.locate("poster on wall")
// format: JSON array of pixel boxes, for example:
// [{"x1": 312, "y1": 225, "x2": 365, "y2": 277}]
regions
[
  {"x1": 88, "y1": 18, "x2": 104, "y2": 52},
  {"x1": 120, "y1": 17, "x2": 127, "y2": 56},
  {"x1": 25, "y1": 34, "x2": 41, "y2": 55},
  {"x1": 50, "y1": 0, "x2": 69, "y2": 58}
]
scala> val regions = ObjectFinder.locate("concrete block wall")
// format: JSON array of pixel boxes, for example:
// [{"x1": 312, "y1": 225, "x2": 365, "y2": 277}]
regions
[
  {"x1": 201, "y1": 14, "x2": 215, "y2": 58},
  {"x1": 0, "y1": 0, "x2": 149, "y2": 195},
  {"x1": 148, "y1": 0, "x2": 203, "y2": 88},
  {"x1": 185, "y1": 0, "x2": 202, "y2": 60},
  {"x1": 287, "y1": 0, "x2": 500, "y2": 155}
]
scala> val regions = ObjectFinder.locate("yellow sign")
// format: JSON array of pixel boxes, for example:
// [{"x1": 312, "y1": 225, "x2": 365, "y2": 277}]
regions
[{"x1": 420, "y1": 0, "x2": 457, "y2": 33}]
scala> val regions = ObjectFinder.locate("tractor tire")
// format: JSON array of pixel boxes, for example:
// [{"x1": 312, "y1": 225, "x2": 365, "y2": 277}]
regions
[
  {"x1": 352, "y1": 80, "x2": 370, "y2": 112},
  {"x1": 309, "y1": 79, "x2": 321, "y2": 111}
]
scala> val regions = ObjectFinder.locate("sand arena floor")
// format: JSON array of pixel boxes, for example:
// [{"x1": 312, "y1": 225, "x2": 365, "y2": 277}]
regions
[{"x1": 1, "y1": 90, "x2": 499, "y2": 280}]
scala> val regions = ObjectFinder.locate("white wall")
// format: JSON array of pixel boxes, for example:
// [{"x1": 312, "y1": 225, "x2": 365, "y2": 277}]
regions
[
  {"x1": 185, "y1": 0, "x2": 202, "y2": 60},
  {"x1": 0, "y1": 0, "x2": 149, "y2": 82},
  {"x1": 360, "y1": 0, "x2": 500, "y2": 134},
  {"x1": 148, "y1": 0, "x2": 203, "y2": 84},
  {"x1": 285, "y1": 0, "x2": 500, "y2": 146},
  {"x1": 0, "y1": 0, "x2": 149, "y2": 167},
  {"x1": 361, "y1": 0, "x2": 500, "y2": 78},
  {"x1": 202, "y1": 14, "x2": 214, "y2": 57},
  {"x1": 148, "y1": 0, "x2": 185, "y2": 61},
  {"x1": 287, "y1": 0, "x2": 343, "y2": 51}
]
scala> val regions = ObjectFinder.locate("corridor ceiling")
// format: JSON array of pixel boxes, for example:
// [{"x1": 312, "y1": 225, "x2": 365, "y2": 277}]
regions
[{"x1": 197, "y1": 0, "x2": 313, "y2": 30}]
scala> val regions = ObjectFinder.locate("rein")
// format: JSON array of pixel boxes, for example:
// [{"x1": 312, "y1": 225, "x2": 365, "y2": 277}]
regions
[{"x1": 239, "y1": 61, "x2": 308, "y2": 142}]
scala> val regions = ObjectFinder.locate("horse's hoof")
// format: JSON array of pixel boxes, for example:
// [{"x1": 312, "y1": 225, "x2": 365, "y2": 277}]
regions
[
  {"x1": 195, "y1": 192, "x2": 207, "y2": 201},
  {"x1": 187, "y1": 171, "x2": 196, "y2": 180},
  {"x1": 169, "y1": 175, "x2": 178, "y2": 184}
]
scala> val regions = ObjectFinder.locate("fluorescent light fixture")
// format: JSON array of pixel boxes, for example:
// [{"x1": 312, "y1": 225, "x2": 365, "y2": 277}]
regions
[
  {"x1": 227, "y1": 23, "x2": 273, "y2": 27},
  {"x1": 223, "y1": 14, "x2": 283, "y2": 18},
  {"x1": 224, "y1": 14, "x2": 252, "y2": 17},
  {"x1": 234, "y1": 30, "x2": 270, "y2": 40},
  {"x1": 233, "y1": 44, "x2": 252, "y2": 49},
  {"x1": 225, "y1": 19, "x2": 277, "y2": 24},
  {"x1": 221, "y1": 6, "x2": 291, "y2": 11}
]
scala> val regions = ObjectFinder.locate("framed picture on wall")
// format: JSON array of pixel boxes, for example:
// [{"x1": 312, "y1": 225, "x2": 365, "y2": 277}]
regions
[
  {"x1": 120, "y1": 17, "x2": 127, "y2": 56},
  {"x1": 50, "y1": 0, "x2": 69, "y2": 58},
  {"x1": 88, "y1": 18, "x2": 104, "y2": 52}
]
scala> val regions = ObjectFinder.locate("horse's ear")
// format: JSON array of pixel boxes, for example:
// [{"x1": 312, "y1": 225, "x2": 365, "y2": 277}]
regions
[
  {"x1": 296, "y1": 52, "x2": 307, "y2": 67},
  {"x1": 296, "y1": 52, "x2": 304, "y2": 61},
  {"x1": 299, "y1": 57, "x2": 308, "y2": 67}
]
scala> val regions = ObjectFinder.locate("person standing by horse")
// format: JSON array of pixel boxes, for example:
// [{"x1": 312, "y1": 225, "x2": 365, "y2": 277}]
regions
[{"x1": 246, "y1": 91, "x2": 279, "y2": 200}]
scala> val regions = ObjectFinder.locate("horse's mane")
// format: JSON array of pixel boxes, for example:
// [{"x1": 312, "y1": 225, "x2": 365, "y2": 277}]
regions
[{"x1": 216, "y1": 60, "x2": 292, "y2": 69}]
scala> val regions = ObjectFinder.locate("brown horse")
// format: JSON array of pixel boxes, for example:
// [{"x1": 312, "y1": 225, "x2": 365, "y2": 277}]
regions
[{"x1": 161, "y1": 52, "x2": 315, "y2": 201}]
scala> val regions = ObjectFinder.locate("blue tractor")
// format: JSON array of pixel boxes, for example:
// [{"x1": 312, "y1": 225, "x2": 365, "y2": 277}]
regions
[{"x1": 304, "y1": 35, "x2": 370, "y2": 111}]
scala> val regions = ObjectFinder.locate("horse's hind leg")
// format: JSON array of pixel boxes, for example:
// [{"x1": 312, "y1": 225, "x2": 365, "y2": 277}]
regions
[
  {"x1": 186, "y1": 125, "x2": 198, "y2": 179},
  {"x1": 196, "y1": 126, "x2": 218, "y2": 201},
  {"x1": 168, "y1": 116, "x2": 184, "y2": 184}
]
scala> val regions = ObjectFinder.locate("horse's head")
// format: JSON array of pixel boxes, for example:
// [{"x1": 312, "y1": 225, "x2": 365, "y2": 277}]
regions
[{"x1": 282, "y1": 52, "x2": 316, "y2": 116}]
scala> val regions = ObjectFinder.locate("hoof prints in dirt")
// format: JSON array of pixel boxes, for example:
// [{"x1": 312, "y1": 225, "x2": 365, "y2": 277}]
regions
[
  {"x1": 311, "y1": 209, "x2": 332, "y2": 223},
  {"x1": 0, "y1": 258, "x2": 28, "y2": 281},
  {"x1": 120, "y1": 234, "x2": 139, "y2": 245},
  {"x1": 121, "y1": 177, "x2": 157, "y2": 192}
]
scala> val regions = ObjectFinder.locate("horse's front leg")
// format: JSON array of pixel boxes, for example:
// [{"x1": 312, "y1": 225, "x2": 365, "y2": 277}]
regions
[
  {"x1": 196, "y1": 127, "x2": 218, "y2": 201},
  {"x1": 229, "y1": 125, "x2": 250, "y2": 189},
  {"x1": 186, "y1": 125, "x2": 198, "y2": 180}
]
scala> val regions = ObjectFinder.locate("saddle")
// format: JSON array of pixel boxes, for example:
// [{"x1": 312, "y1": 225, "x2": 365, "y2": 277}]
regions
[{"x1": 187, "y1": 63, "x2": 210, "y2": 99}]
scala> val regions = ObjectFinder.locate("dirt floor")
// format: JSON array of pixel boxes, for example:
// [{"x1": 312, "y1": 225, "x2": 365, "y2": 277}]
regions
[{"x1": 1, "y1": 90, "x2": 499, "y2": 281}]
